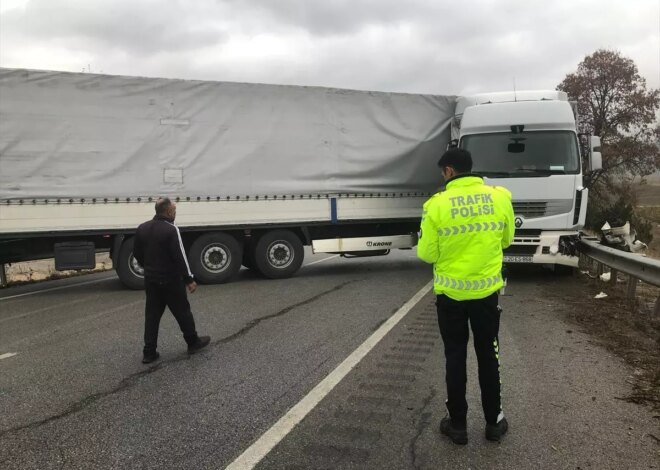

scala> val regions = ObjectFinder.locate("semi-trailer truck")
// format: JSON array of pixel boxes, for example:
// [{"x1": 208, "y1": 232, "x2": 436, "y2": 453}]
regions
[{"x1": 0, "y1": 69, "x2": 600, "y2": 288}]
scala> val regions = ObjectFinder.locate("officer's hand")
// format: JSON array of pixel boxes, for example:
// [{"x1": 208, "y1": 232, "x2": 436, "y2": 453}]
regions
[{"x1": 187, "y1": 281, "x2": 198, "y2": 294}]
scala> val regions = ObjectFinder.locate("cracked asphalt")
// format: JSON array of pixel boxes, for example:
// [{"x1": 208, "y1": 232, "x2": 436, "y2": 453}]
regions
[
  {"x1": 256, "y1": 268, "x2": 660, "y2": 470},
  {"x1": 1, "y1": 251, "x2": 659, "y2": 469}
]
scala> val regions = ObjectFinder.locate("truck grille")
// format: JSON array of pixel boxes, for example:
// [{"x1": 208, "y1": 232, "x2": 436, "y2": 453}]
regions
[
  {"x1": 513, "y1": 199, "x2": 573, "y2": 219},
  {"x1": 513, "y1": 201, "x2": 546, "y2": 218}
]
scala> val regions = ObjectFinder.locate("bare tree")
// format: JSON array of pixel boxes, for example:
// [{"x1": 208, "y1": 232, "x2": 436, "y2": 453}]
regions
[{"x1": 557, "y1": 49, "x2": 659, "y2": 237}]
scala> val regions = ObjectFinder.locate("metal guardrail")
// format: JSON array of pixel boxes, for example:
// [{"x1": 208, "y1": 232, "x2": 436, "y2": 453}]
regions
[{"x1": 578, "y1": 238, "x2": 660, "y2": 314}]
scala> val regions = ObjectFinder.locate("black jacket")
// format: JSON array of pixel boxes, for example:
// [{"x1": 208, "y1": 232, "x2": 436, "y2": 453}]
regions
[{"x1": 133, "y1": 216, "x2": 194, "y2": 284}]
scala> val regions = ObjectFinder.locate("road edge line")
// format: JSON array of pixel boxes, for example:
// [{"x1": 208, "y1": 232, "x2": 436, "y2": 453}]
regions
[
  {"x1": 303, "y1": 255, "x2": 340, "y2": 267},
  {"x1": 224, "y1": 280, "x2": 433, "y2": 470},
  {"x1": 0, "y1": 276, "x2": 115, "y2": 301}
]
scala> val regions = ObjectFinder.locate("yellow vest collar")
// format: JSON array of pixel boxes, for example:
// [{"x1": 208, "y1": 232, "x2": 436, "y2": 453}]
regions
[{"x1": 445, "y1": 175, "x2": 484, "y2": 190}]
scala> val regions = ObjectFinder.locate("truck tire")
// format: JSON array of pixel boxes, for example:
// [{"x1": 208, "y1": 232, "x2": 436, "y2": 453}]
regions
[
  {"x1": 253, "y1": 230, "x2": 304, "y2": 279},
  {"x1": 116, "y1": 237, "x2": 145, "y2": 290},
  {"x1": 189, "y1": 232, "x2": 242, "y2": 284}
]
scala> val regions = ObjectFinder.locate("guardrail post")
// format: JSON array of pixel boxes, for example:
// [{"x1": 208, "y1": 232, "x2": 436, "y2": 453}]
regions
[
  {"x1": 0, "y1": 264, "x2": 7, "y2": 288},
  {"x1": 578, "y1": 239, "x2": 660, "y2": 312},
  {"x1": 609, "y1": 269, "x2": 617, "y2": 285},
  {"x1": 626, "y1": 276, "x2": 638, "y2": 299},
  {"x1": 580, "y1": 253, "x2": 588, "y2": 270}
]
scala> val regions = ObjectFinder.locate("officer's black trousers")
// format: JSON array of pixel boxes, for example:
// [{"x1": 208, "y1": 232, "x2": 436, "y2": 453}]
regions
[
  {"x1": 436, "y1": 292, "x2": 502, "y2": 425},
  {"x1": 144, "y1": 279, "x2": 198, "y2": 354}
]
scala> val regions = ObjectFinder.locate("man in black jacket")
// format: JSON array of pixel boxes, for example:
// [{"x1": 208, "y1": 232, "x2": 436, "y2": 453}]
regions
[{"x1": 134, "y1": 197, "x2": 210, "y2": 363}]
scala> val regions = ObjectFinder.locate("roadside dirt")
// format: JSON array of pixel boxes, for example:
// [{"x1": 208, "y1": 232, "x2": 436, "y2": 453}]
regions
[
  {"x1": 547, "y1": 264, "x2": 660, "y2": 414},
  {"x1": 3, "y1": 253, "x2": 113, "y2": 286}
]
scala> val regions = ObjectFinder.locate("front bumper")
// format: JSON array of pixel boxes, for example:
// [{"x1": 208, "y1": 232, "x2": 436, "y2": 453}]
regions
[{"x1": 503, "y1": 231, "x2": 579, "y2": 267}]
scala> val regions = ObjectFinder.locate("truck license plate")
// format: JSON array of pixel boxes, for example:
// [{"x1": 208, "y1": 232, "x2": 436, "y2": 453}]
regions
[{"x1": 503, "y1": 255, "x2": 533, "y2": 263}]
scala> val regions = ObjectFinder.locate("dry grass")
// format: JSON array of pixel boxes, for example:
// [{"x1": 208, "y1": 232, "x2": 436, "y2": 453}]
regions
[
  {"x1": 634, "y1": 181, "x2": 660, "y2": 207},
  {"x1": 558, "y1": 259, "x2": 660, "y2": 412},
  {"x1": 636, "y1": 207, "x2": 660, "y2": 259},
  {"x1": 634, "y1": 177, "x2": 659, "y2": 258},
  {"x1": 638, "y1": 205, "x2": 660, "y2": 224}
]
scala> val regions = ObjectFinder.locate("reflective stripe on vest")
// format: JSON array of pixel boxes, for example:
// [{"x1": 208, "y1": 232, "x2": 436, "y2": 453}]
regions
[
  {"x1": 433, "y1": 273, "x2": 503, "y2": 290},
  {"x1": 437, "y1": 221, "x2": 505, "y2": 237}
]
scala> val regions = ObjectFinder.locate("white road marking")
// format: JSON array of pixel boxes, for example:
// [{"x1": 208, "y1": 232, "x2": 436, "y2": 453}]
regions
[
  {"x1": 224, "y1": 280, "x2": 433, "y2": 470},
  {"x1": 3, "y1": 299, "x2": 144, "y2": 351},
  {"x1": 0, "y1": 276, "x2": 115, "y2": 301},
  {"x1": 0, "y1": 352, "x2": 18, "y2": 360},
  {"x1": 303, "y1": 255, "x2": 339, "y2": 267},
  {"x1": 0, "y1": 297, "x2": 91, "y2": 324},
  {"x1": 0, "y1": 255, "x2": 336, "y2": 301}
]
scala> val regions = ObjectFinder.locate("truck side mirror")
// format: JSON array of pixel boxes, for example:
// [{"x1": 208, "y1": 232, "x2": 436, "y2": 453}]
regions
[{"x1": 589, "y1": 136, "x2": 602, "y2": 172}]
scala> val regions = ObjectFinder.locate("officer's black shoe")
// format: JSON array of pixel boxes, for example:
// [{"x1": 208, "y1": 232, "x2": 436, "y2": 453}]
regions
[
  {"x1": 142, "y1": 351, "x2": 160, "y2": 364},
  {"x1": 440, "y1": 416, "x2": 468, "y2": 445},
  {"x1": 187, "y1": 335, "x2": 211, "y2": 354},
  {"x1": 485, "y1": 417, "x2": 509, "y2": 442}
]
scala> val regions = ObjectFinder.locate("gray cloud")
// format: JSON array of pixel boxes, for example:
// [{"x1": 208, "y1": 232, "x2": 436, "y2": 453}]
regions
[
  {"x1": 229, "y1": 0, "x2": 436, "y2": 36},
  {"x1": 2, "y1": 0, "x2": 229, "y2": 56},
  {"x1": 0, "y1": 0, "x2": 657, "y2": 94}
]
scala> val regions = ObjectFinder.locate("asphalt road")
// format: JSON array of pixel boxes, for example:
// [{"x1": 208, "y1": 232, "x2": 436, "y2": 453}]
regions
[{"x1": 0, "y1": 250, "x2": 658, "y2": 469}]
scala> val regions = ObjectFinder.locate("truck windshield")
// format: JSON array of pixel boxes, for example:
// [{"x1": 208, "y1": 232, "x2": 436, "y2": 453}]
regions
[{"x1": 460, "y1": 130, "x2": 580, "y2": 177}]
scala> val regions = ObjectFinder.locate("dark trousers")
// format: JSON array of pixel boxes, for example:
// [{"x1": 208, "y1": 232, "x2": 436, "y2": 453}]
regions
[
  {"x1": 144, "y1": 279, "x2": 198, "y2": 354},
  {"x1": 436, "y1": 292, "x2": 502, "y2": 425}
]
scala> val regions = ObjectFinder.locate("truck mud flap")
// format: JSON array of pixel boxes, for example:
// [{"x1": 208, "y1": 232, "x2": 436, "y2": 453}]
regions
[{"x1": 54, "y1": 241, "x2": 96, "y2": 270}]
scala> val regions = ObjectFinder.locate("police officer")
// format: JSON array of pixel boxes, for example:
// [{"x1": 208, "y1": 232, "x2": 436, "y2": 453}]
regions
[
  {"x1": 418, "y1": 148, "x2": 514, "y2": 444},
  {"x1": 133, "y1": 197, "x2": 210, "y2": 364}
]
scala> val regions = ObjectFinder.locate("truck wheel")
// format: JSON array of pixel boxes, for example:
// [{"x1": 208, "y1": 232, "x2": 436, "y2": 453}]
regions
[
  {"x1": 116, "y1": 237, "x2": 145, "y2": 290},
  {"x1": 189, "y1": 232, "x2": 242, "y2": 284},
  {"x1": 253, "y1": 230, "x2": 304, "y2": 279}
]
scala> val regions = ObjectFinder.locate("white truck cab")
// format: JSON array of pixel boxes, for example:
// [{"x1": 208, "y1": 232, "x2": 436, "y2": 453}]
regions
[{"x1": 453, "y1": 91, "x2": 601, "y2": 268}]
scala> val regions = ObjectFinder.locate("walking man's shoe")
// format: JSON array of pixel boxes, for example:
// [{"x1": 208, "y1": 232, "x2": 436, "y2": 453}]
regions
[
  {"x1": 485, "y1": 417, "x2": 509, "y2": 442},
  {"x1": 188, "y1": 335, "x2": 211, "y2": 354},
  {"x1": 142, "y1": 351, "x2": 160, "y2": 364},
  {"x1": 440, "y1": 416, "x2": 468, "y2": 445}
]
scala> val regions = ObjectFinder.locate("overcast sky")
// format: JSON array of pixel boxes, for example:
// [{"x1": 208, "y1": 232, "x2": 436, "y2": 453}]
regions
[{"x1": 1, "y1": 0, "x2": 658, "y2": 95}]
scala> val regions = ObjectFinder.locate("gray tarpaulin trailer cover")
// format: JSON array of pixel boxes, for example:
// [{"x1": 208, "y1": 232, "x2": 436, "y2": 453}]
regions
[{"x1": 0, "y1": 68, "x2": 456, "y2": 201}]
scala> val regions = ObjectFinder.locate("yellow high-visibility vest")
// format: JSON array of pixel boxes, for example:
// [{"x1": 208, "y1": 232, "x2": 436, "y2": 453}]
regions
[{"x1": 417, "y1": 175, "x2": 515, "y2": 300}]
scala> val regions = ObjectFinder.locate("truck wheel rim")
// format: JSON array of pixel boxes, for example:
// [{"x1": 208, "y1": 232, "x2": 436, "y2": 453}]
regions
[
  {"x1": 129, "y1": 255, "x2": 144, "y2": 277},
  {"x1": 267, "y1": 241, "x2": 293, "y2": 269},
  {"x1": 202, "y1": 244, "x2": 230, "y2": 273}
]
